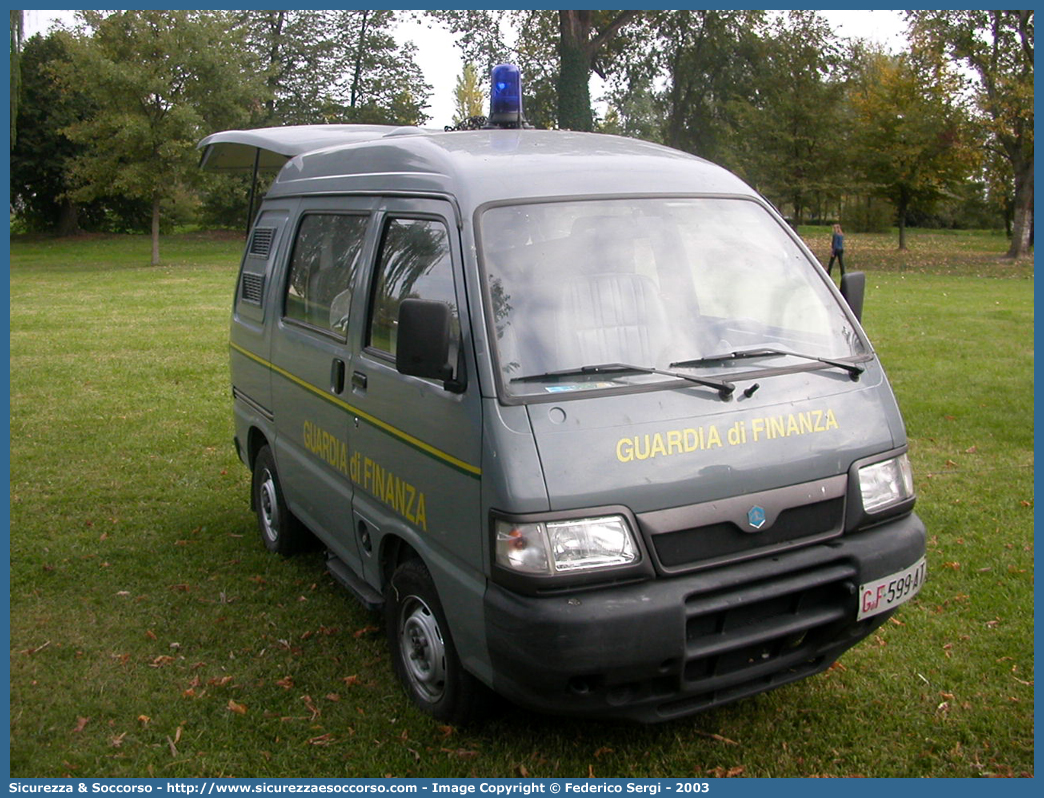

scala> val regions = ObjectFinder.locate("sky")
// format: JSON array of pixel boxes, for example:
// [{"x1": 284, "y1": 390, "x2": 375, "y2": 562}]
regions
[{"x1": 22, "y1": 9, "x2": 910, "y2": 128}]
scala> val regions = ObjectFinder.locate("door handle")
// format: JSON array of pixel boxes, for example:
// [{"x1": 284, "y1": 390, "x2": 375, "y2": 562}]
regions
[
  {"x1": 351, "y1": 370, "x2": 368, "y2": 391},
  {"x1": 331, "y1": 359, "x2": 345, "y2": 394}
]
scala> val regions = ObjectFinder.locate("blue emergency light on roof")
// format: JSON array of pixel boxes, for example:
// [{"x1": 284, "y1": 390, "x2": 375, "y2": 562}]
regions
[{"x1": 487, "y1": 64, "x2": 525, "y2": 129}]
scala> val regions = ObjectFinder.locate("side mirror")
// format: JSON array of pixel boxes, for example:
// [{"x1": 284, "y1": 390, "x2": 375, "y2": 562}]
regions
[
  {"x1": 396, "y1": 298, "x2": 454, "y2": 383},
  {"x1": 840, "y1": 271, "x2": 866, "y2": 322}
]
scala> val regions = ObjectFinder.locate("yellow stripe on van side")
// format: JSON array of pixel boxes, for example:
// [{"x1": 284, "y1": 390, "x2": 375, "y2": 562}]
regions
[{"x1": 229, "y1": 342, "x2": 482, "y2": 479}]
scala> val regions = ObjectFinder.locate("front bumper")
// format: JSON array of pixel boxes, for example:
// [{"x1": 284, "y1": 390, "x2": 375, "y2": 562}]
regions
[{"x1": 484, "y1": 511, "x2": 926, "y2": 722}]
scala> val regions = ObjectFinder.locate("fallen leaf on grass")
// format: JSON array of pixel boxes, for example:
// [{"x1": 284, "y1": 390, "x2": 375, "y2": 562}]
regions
[
  {"x1": 353, "y1": 625, "x2": 380, "y2": 638},
  {"x1": 275, "y1": 676, "x2": 294, "y2": 690},
  {"x1": 707, "y1": 766, "x2": 744, "y2": 778},
  {"x1": 342, "y1": 675, "x2": 362, "y2": 687},
  {"x1": 138, "y1": 715, "x2": 151, "y2": 726},
  {"x1": 516, "y1": 764, "x2": 530, "y2": 777},
  {"x1": 110, "y1": 733, "x2": 127, "y2": 748},
  {"x1": 693, "y1": 731, "x2": 740, "y2": 745},
  {"x1": 594, "y1": 746, "x2": 614, "y2": 758},
  {"x1": 72, "y1": 717, "x2": 90, "y2": 733},
  {"x1": 227, "y1": 699, "x2": 248, "y2": 715},
  {"x1": 441, "y1": 748, "x2": 479, "y2": 759},
  {"x1": 324, "y1": 693, "x2": 341, "y2": 702},
  {"x1": 151, "y1": 655, "x2": 175, "y2": 668},
  {"x1": 307, "y1": 734, "x2": 336, "y2": 746}
]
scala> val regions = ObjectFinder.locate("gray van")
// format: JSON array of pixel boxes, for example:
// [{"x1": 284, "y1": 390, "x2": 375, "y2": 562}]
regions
[{"x1": 199, "y1": 95, "x2": 926, "y2": 724}]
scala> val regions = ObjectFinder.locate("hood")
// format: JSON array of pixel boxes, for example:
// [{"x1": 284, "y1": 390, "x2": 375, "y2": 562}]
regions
[{"x1": 525, "y1": 364, "x2": 903, "y2": 515}]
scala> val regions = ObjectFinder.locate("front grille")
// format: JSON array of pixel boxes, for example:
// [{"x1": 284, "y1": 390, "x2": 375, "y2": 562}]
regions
[
  {"x1": 658, "y1": 561, "x2": 857, "y2": 717},
  {"x1": 654, "y1": 497, "x2": 844, "y2": 568}
]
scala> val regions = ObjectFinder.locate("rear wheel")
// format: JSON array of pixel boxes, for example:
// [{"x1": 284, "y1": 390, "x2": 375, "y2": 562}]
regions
[
  {"x1": 251, "y1": 445, "x2": 310, "y2": 555},
  {"x1": 385, "y1": 559, "x2": 488, "y2": 724}
]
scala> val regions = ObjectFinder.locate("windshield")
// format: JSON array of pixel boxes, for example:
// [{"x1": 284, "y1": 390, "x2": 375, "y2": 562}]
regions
[{"x1": 479, "y1": 197, "x2": 867, "y2": 398}]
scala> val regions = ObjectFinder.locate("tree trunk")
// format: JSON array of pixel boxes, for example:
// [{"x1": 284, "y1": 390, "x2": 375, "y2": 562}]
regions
[
  {"x1": 556, "y1": 10, "x2": 639, "y2": 131},
  {"x1": 897, "y1": 187, "x2": 909, "y2": 250},
  {"x1": 264, "y1": 11, "x2": 286, "y2": 124},
  {"x1": 350, "y1": 10, "x2": 370, "y2": 110},
  {"x1": 1005, "y1": 155, "x2": 1033, "y2": 258},
  {"x1": 56, "y1": 199, "x2": 80, "y2": 237},
  {"x1": 151, "y1": 195, "x2": 161, "y2": 266},
  {"x1": 557, "y1": 11, "x2": 593, "y2": 131}
]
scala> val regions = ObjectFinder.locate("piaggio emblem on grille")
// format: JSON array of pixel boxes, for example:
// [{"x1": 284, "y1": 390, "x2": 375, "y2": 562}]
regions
[{"x1": 747, "y1": 505, "x2": 767, "y2": 530}]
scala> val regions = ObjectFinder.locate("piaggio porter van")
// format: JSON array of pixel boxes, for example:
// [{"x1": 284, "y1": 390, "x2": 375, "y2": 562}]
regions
[{"x1": 198, "y1": 66, "x2": 926, "y2": 724}]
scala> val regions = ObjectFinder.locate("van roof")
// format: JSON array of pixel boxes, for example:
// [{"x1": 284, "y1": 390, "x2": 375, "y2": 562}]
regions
[{"x1": 198, "y1": 124, "x2": 755, "y2": 210}]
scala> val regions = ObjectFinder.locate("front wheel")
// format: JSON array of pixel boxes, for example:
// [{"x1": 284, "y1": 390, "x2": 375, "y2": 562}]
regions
[
  {"x1": 385, "y1": 559, "x2": 489, "y2": 724},
  {"x1": 251, "y1": 445, "x2": 311, "y2": 556}
]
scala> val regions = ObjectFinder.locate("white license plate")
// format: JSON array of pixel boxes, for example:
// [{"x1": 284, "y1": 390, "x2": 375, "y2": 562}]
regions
[{"x1": 857, "y1": 556, "x2": 927, "y2": 620}]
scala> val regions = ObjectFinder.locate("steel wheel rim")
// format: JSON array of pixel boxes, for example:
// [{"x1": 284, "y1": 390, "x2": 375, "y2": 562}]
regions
[
  {"x1": 259, "y1": 468, "x2": 279, "y2": 544},
  {"x1": 399, "y1": 595, "x2": 447, "y2": 703}
]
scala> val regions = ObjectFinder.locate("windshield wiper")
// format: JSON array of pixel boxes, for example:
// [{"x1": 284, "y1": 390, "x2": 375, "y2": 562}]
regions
[
  {"x1": 510, "y1": 362, "x2": 735, "y2": 399},
  {"x1": 671, "y1": 348, "x2": 864, "y2": 379}
]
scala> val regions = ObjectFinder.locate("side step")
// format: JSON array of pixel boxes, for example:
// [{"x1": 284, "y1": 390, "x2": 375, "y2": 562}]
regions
[{"x1": 326, "y1": 554, "x2": 384, "y2": 612}]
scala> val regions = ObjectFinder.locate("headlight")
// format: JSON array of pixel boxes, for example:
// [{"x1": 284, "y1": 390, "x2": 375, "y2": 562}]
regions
[
  {"x1": 495, "y1": 515, "x2": 638, "y2": 575},
  {"x1": 859, "y1": 454, "x2": 914, "y2": 513}
]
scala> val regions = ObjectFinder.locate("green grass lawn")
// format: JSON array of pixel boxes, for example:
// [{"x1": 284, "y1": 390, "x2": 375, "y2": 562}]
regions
[{"x1": 8, "y1": 230, "x2": 1034, "y2": 778}]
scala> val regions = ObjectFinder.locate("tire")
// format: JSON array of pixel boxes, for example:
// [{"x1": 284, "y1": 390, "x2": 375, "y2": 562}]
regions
[
  {"x1": 251, "y1": 445, "x2": 310, "y2": 556},
  {"x1": 385, "y1": 559, "x2": 489, "y2": 724}
]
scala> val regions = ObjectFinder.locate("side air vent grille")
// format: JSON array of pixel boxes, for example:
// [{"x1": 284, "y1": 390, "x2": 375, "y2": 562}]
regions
[
  {"x1": 241, "y1": 273, "x2": 265, "y2": 305},
  {"x1": 248, "y1": 227, "x2": 275, "y2": 258}
]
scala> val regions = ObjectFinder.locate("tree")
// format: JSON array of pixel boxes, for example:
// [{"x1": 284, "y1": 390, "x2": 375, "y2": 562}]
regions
[
  {"x1": 339, "y1": 11, "x2": 431, "y2": 125},
  {"x1": 908, "y1": 10, "x2": 1034, "y2": 258},
  {"x1": 60, "y1": 11, "x2": 261, "y2": 264},
  {"x1": 452, "y1": 63, "x2": 485, "y2": 125},
  {"x1": 431, "y1": 9, "x2": 640, "y2": 130},
  {"x1": 849, "y1": 47, "x2": 976, "y2": 248},
  {"x1": 11, "y1": 31, "x2": 90, "y2": 234},
  {"x1": 237, "y1": 10, "x2": 430, "y2": 127},
  {"x1": 607, "y1": 11, "x2": 765, "y2": 161},
  {"x1": 729, "y1": 11, "x2": 848, "y2": 225},
  {"x1": 556, "y1": 10, "x2": 640, "y2": 131}
]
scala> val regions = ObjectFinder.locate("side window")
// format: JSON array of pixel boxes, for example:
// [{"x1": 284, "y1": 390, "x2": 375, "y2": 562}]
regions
[
  {"x1": 284, "y1": 214, "x2": 368, "y2": 336},
  {"x1": 368, "y1": 218, "x2": 460, "y2": 360}
]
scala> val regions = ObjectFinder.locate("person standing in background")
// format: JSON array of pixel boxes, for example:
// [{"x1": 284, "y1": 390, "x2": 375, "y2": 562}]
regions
[{"x1": 827, "y1": 223, "x2": 845, "y2": 276}]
